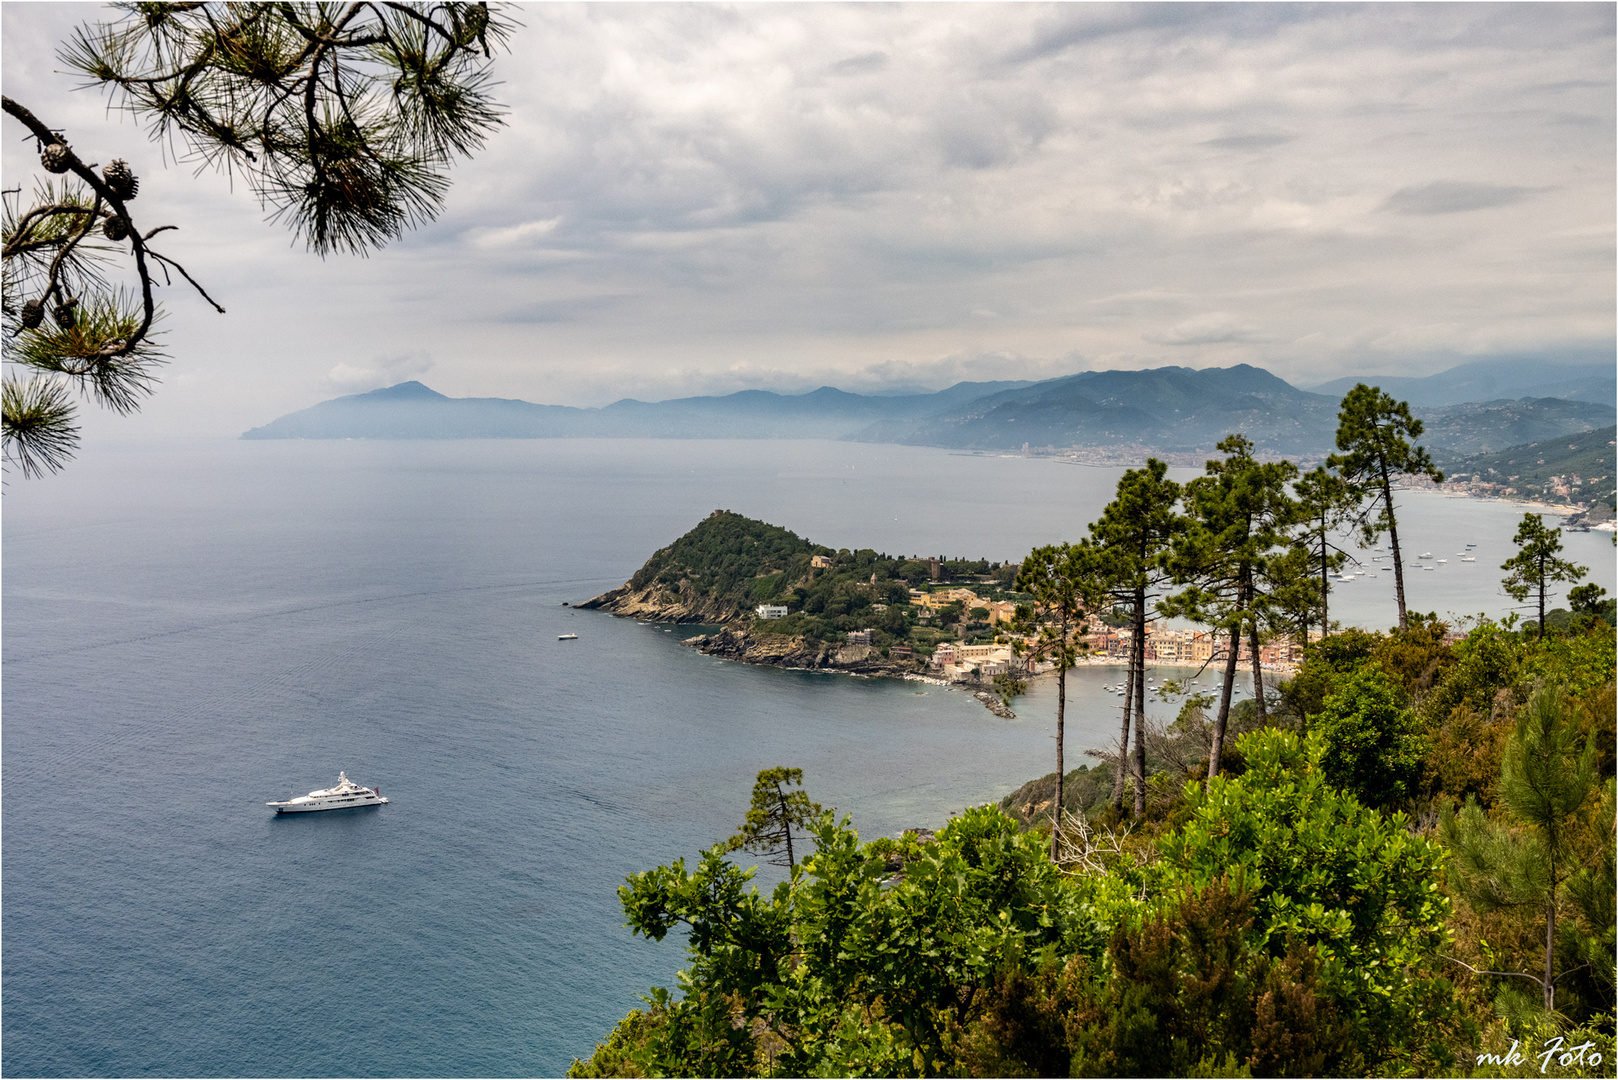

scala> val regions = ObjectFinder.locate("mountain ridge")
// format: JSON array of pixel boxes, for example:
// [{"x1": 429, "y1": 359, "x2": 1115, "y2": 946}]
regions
[{"x1": 243, "y1": 361, "x2": 1616, "y2": 459}]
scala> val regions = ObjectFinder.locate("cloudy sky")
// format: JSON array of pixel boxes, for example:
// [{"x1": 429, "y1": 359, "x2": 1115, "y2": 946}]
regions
[{"x1": 3, "y1": 3, "x2": 1613, "y2": 437}]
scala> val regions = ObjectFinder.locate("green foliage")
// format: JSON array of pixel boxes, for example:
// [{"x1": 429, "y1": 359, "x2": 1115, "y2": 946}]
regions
[
  {"x1": 609, "y1": 844, "x2": 796, "y2": 1076},
  {"x1": 1279, "y1": 627, "x2": 1380, "y2": 721},
  {"x1": 1327, "y1": 384, "x2": 1443, "y2": 630},
  {"x1": 1501, "y1": 514, "x2": 1589, "y2": 641},
  {"x1": 620, "y1": 512, "x2": 1013, "y2": 649},
  {"x1": 1158, "y1": 729, "x2": 1457, "y2": 1069},
  {"x1": 1013, "y1": 542, "x2": 1099, "y2": 854},
  {"x1": 1089, "y1": 458, "x2": 1183, "y2": 815},
  {"x1": 589, "y1": 729, "x2": 1468, "y2": 1076},
  {"x1": 581, "y1": 806, "x2": 1102, "y2": 1077},
  {"x1": 1567, "y1": 583, "x2": 1610, "y2": 619},
  {"x1": 1053, "y1": 882, "x2": 1365, "y2": 1078},
  {"x1": 1311, "y1": 667, "x2": 1425, "y2": 809},
  {"x1": 0, "y1": 374, "x2": 79, "y2": 478},
  {"x1": 1441, "y1": 684, "x2": 1606, "y2": 1018},
  {"x1": 631, "y1": 512, "x2": 815, "y2": 595},
  {"x1": 1291, "y1": 465, "x2": 1355, "y2": 635},
  {"x1": 724, "y1": 767, "x2": 823, "y2": 871},
  {"x1": 1163, "y1": 435, "x2": 1298, "y2": 773},
  {"x1": 65, "y1": 3, "x2": 513, "y2": 255}
]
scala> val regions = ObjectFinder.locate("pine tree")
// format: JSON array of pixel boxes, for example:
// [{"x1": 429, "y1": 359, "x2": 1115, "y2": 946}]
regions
[
  {"x1": 724, "y1": 767, "x2": 823, "y2": 873},
  {"x1": 3, "y1": 4, "x2": 512, "y2": 476},
  {"x1": 1291, "y1": 465, "x2": 1355, "y2": 640},
  {"x1": 1501, "y1": 514, "x2": 1588, "y2": 642},
  {"x1": 1086, "y1": 460, "x2": 1181, "y2": 817},
  {"x1": 1441, "y1": 684, "x2": 1602, "y2": 1014},
  {"x1": 1013, "y1": 543, "x2": 1095, "y2": 857},
  {"x1": 1327, "y1": 385, "x2": 1443, "y2": 631},
  {"x1": 1163, "y1": 435, "x2": 1297, "y2": 780}
]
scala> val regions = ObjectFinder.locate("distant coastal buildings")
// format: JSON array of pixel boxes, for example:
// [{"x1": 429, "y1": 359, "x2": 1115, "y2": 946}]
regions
[{"x1": 915, "y1": 582, "x2": 1326, "y2": 684}]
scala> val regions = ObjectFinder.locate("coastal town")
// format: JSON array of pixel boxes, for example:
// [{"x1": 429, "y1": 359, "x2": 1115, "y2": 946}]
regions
[{"x1": 758, "y1": 583, "x2": 1323, "y2": 685}]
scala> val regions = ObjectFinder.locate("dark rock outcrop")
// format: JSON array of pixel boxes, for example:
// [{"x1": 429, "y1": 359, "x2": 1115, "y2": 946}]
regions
[
  {"x1": 575, "y1": 582, "x2": 741, "y2": 624},
  {"x1": 681, "y1": 625, "x2": 924, "y2": 677}
]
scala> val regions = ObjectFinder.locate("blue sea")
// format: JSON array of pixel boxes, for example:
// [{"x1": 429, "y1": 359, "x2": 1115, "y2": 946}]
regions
[{"x1": 4, "y1": 438, "x2": 1612, "y2": 1077}]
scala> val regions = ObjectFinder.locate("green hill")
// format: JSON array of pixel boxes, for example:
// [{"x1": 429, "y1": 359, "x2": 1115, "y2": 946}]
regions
[
  {"x1": 580, "y1": 510, "x2": 1021, "y2": 649},
  {"x1": 1441, "y1": 425, "x2": 1616, "y2": 511}
]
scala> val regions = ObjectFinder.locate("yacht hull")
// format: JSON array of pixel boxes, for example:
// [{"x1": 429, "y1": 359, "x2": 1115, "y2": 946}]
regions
[{"x1": 272, "y1": 797, "x2": 387, "y2": 813}]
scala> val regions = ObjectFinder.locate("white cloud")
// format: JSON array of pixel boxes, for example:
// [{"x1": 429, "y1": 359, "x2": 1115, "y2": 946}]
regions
[
  {"x1": 1146, "y1": 314, "x2": 1266, "y2": 347},
  {"x1": 2, "y1": 2, "x2": 1611, "y2": 433}
]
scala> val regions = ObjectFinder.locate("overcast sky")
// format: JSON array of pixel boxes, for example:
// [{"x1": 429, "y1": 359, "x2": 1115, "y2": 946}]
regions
[{"x1": 3, "y1": 2, "x2": 1613, "y2": 437}]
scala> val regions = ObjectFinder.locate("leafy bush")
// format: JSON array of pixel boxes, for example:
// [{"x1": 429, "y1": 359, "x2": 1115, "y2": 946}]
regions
[{"x1": 1311, "y1": 667, "x2": 1425, "y2": 809}]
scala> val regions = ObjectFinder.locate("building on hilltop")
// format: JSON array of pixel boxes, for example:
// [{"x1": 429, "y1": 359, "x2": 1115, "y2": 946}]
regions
[{"x1": 756, "y1": 604, "x2": 788, "y2": 619}]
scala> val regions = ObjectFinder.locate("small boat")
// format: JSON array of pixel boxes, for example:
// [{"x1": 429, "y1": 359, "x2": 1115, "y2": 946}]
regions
[
  {"x1": 1462, "y1": 556, "x2": 1476, "y2": 562},
  {"x1": 268, "y1": 772, "x2": 387, "y2": 814},
  {"x1": 1436, "y1": 558, "x2": 1447, "y2": 564},
  {"x1": 1418, "y1": 552, "x2": 1433, "y2": 559},
  {"x1": 558, "y1": 633, "x2": 578, "y2": 641}
]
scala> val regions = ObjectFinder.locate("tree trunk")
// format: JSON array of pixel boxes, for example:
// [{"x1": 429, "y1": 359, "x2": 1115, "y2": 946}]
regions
[
  {"x1": 1248, "y1": 618, "x2": 1267, "y2": 726},
  {"x1": 1209, "y1": 624, "x2": 1240, "y2": 780},
  {"x1": 779, "y1": 786, "x2": 795, "y2": 871},
  {"x1": 1537, "y1": 551, "x2": 1547, "y2": 641},
  {"x1": 1132, "y1": 595, "x2": 1148, "y2": 818},
  {"x1": 1319, "y1": 520, "x2": 1330, "y2": 638},
  {"x1": 1380, "y1": 459, "x2": 1408, "y2": 631},
  {"x1": 1111, "y1": 616, "x2": 1133, "y2": 810},
  {"x1": 1544, "y1": 895, "x2": 1556, "y2": 1012},
  {"x1": 1052, "y1": 660, "x2": 1066, "y2": 862}
]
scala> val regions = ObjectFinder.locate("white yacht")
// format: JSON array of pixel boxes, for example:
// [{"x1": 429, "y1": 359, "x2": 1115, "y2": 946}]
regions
[{"x1": 268, "y1": 772, "x2": 387, "y2": 814}]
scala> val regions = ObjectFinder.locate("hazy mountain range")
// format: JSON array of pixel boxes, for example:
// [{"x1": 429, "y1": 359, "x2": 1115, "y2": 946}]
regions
[
  {"x1": 243, "y1": 359, "x2": 1615, "y2": 460},
  {"x1": 1305, "y1": 358, "x2": 1613, "y2": 408}
]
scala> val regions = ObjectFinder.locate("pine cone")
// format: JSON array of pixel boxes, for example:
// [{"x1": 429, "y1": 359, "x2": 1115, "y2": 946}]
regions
[
  {"x1": 20, "y1": 299, "x2": 45, "y2": 329},
  {"x1": 103, "y1": 159, "x2": 139, "y2": 200},
  {"x1": 102, "y1": 215, "x2": 130, "y2": 242},
  {"x1": 41, "y1": 142, "x2": 72, "y2": 174},
  {"x1": 53, "y1": 300, "x2": 78, "y2": 330}
]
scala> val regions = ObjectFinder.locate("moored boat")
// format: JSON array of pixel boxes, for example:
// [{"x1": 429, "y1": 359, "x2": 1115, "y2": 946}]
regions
[{"x1": 268, "y1": 772, "x2": 387, "y2": 814}]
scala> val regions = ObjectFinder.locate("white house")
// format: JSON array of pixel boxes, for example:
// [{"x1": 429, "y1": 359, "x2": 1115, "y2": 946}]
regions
[{"x1": 756, "y1": 604, "x2": 789, "y2": 619}]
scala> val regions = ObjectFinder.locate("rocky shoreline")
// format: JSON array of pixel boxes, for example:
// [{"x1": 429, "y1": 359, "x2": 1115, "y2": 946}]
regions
[
  {"x1": 680, "y1": 626, "x2": 1019, "y2": 718},
  {"x1": 576, "y1": 583, "x2": 1017, "y2": 718}
]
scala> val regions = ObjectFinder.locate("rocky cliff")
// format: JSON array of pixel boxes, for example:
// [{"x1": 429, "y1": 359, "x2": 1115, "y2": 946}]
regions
[
  {"x1": 680, "y1": 625, "x2": 925, "y2": 677},
  {"x1": 575, "y1": 582, "x2": 743, "y2": 624}
]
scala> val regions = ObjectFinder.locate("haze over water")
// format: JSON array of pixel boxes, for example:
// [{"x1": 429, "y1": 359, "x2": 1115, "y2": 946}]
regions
[{"x1": 4, "y1": 438, "x2": 1612, "y2": 1077}]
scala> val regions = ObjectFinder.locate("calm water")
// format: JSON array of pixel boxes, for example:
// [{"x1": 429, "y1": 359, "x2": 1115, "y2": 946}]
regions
[{"x1": 4, "y1": 438, "x2": 1612, "y2": 1077}]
